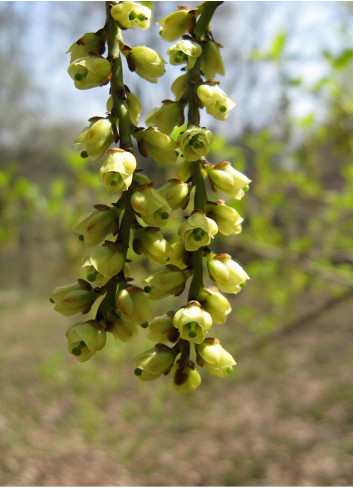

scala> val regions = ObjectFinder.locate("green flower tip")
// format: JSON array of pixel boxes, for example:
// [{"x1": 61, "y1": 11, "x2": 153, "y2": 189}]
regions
[
  {"x1": 129, "y1": 11, "x2": 147, "y2": 21},
  {"x1": 80, "y1": 151, "x2": 88, "y2": 158},
  {"x1": 72, "y1": 340, "x2": 86, "y2": 356},
  {"x1": 187, "y1": 321, "x2": 198, "y2": 338},
  {"x1": 226, "y1": 366, "x2": 234, "y2": 375},
  {"x1": 161, "y1": 212, "x2": 169, "y2": 220},
  {"x1": 134, "y1": 367, "x2": 143, "y2": 376},
  {"x1": 193, "y1": 228, "x2": 205, "y2": 242},
  {"x1": 140, "y1": 321, "x2": 149, "y2": 328},
  {"x1": 78, "y1": 234, "x2": 85, "y2": 241},
  {"x1": 144, "y1": 286, "x2": 152, "y2": 293},
  {"x1": 74, "y1": 73, "x2": 87, "y2": 81},
  {"x1": 87, "y1": 271, "x2": 98, "y2": 282},
  {"x1": 49, "y1": 297, "x2": 55, "y2": 304}
]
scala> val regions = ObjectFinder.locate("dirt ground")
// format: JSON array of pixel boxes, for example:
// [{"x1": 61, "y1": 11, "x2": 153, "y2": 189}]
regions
[{"x1": 0, "y1": 294, "x2": 353, "y2": 486}]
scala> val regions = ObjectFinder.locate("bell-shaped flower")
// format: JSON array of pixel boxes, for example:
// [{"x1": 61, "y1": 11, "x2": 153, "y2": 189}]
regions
[
  {"x1": 168, "y1": 240, "x2": 192, "y2": 270},
  {"x1": 158, "y1": 179, "x2": 190, "y2": 210},
  {"x1": 135, "y1": 128, "x2": 178, "y2": 165},
  {"x1": 176, "y1": 160, "x2": 192, "y2": 181},
  {"x1": 196, "y1": 338, "x2": 236, "y2": 377},
  {"x1": 131, "y1": 183, "x2": 171, "y2": 227},
  {"x1": 51, "y1": 280, "x2": 100, "y2": 316},
  {"x1": 145, "y1": 102, "x2": 184, "y2": 135},
  {"x1": 200, "y1": 41, "x2": 225, "y2": 80},
  {"x1": 67, "y1": 32, "x2": 105, "y2": 63},
  {"x1": 66, "y1": 321, "x2": 106, "y2": 362},
  {"x1": 147, "y1": 312, "x2": 179, "y2": 343},
  {"x1": 168, "y1": 39, "x2": 202, "y2": 70},
  {"x1": 74, "y1": 118, "x2": 113, "y2": 162},
  {"x1": 199, "y1": 286, "x2": 232, "y2": 324},
  {"x1": 157, "y1": 9, "x2": 194, "y2": 42},
  {"x1": 206, "y1": 161, "x2": 251, "y2": 200},
  {"x1": 116, "y1": 285, "x2": 153, "y2": 325},
  {"x1": 99, "y1": 148, "x2": 136, "y2": 193},
  {"x1": 197, "y1": 84, "x2": 236, "y2": 121},
  {"x1": 173, "y1": 301, "x2": 212, "y2": 344},
  {"x1": 145, "y1": 265, "x2": 187, "y2": 300},
  {"x1": 67, "y1": 55, "x2": 111, "y2": 90},
  {"x1": 207, "y1": 253, "x2": 249, "y2": 294},
  {"x1": 172, "y1": 362, "x2": 201, "y2": 393},
  {"x1": 111, "y1": 1, "x2": 151, "y2": 30},
  {"x1": 107, "y1": 91, "x2": 142, "y2": 126},
  {"x1": 134, "y1": 344, "x2": 176, "y2": 381},
  {"x1": 206, "y1": 200, "x2": 243, "y2": 236},
  {"x1": 179, "y1": 210, "x2": 218, "y2": 252},
  {"x1": 74, "y1": 206, "x2": 118, "y2": 247},
  {"x1": 133, "y1": 226, "x2": 172, "y2": 265},
  {"x1": 172, "y1": 73, "x2": 188, "y2": 101},
  {"x1": 125, "y1": 46, "x2": 165, "y2": 83},
  {"x1": 83, "y1": 242, "x2": 124, "y2": 285},
  {"x1": 177, "y1": 125, "x2": 214, "y2": 161},
  {"x1": 109, "y1": 315, "x2": 139, "y2": 342}
]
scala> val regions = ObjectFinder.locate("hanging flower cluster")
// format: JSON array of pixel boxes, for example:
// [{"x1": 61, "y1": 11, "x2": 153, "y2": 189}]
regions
[{"x1": 51, "y1": 1, "x2": 251, "y2": 393}]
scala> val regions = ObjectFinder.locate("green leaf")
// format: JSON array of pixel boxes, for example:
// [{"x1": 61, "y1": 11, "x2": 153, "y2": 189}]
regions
[{"x1": 268, "y1": 31, "x2": 287, "y2": 60}]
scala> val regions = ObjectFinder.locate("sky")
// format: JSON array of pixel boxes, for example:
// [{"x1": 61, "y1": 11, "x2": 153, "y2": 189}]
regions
[{"x1": 1, "y1": 1, "x2": 352, "y2": 137}]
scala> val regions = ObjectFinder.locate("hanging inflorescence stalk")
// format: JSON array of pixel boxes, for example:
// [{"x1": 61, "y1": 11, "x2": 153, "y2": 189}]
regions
[{"x1": 51, "y1": 1, "x2": 251, "y2": 394}]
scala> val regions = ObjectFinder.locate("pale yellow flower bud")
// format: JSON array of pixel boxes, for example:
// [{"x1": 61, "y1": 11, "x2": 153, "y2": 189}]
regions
[
  {"x1": 74, "y1": 118, "x2": 113, "y2": 162},
  {"x1": 51, "y1": 281, "x2": 99, "y2": 316},
  {"x1": 133, "y1": 227, "x2": 172, "y2": 265},
  {"x1": 67, "y1": 56, "x2": 111, "y2": 90},
  {"x1": 172, "y1": 363, "x2": 201, "y2": 393},
  {"x1": 157, "y1": 10, "x2": 194, "y2": 42},
  {"x1": 135, "y1": 128, "x2": 178, "y2": 165},
  {"x1": 179, "y1": 210, "x2": 218, "y2": 252},
  {"x1": 145, "y1": 266, "x2": 187, "y2": 300},
  {"x1": 99, "y1": 149, "x2": 136, "y2": 193},
  {"x1": 168, "y1": 241, "x2": 192, "y2": 270},
  {"x1": 158, "y1": 179, "x2": 190, "y2": 210},
  {"x1": 207, "y1": 253, "x2": 249, "y2": 294},
  {"x1": 172, "y1": 73, "x2": 188, "y2": 101},
  {"x1": 176, "y1": 160, "x2": 193, "y2": 181},
  {"x1": 83, "y1": 242, "x2": 124, "y2": 285},
  {"x1": 177, "y1": 125, "x2": 214, "y2": 161},
  {"x1": 116, "y1": 286, "x2": 153, "y2": 325},
  {"x1": 74, "y1": 206, "x2": 118, "y2": 247},
  {"x1": 131, "y1": 183, "x2": 171, "y2": 227},
  {"x1": 147, "y1": 312, "x2": 179, "y2": 343},
  {"x1": 134, "y1": 345, "x2": 176, "y2": 381},
  {"x1": 200, "y1": 41, "x2": 225, "y2": 80},
  {"x1": 196, "y1": 339, "x2": 236, "y2": 377},
  {"x1": 199, "y1": 286, "x2": 232, "y2": 324},
  {"x1": 173, "y1": 301, "x2": 212, "y2": 344},
  {"x1": 111, "y1": 1, "x2": 151, "y2": 30},
  {"x1": 206, "y1": 161, "x2": 251, "y2": 200},
  {"x1": 168, "y1": 39, "x2": 202, "y2": 70},
  {"x1": 197, "y1": 84, "x2": 236, "y2": 120},
  {"x1": 66, "y1": 321, "x2": 106, "y2": 362},
  {"x1": 106, "y1": 92, "x2": 142, "y2": 126},
  {"x1": 206, "y1": 200, "x2": 243, "y2": 236},
  {"x1": 67, "y1": 32, "x2": 105, "y2": 63},
  {"x1": 126, "y1": 46, "x2": 165, "y2": 83},
  {"x1": 145, "y1": 102, "x2": 184, "y2": 135},
  {"x1": 110, "y1": 315, "x2": 139, "y2": 342}
]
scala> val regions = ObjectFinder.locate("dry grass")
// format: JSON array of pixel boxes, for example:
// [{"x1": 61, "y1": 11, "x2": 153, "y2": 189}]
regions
[{"x1": 0, "y1": 294, "x2": 353, "y2": 486}]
